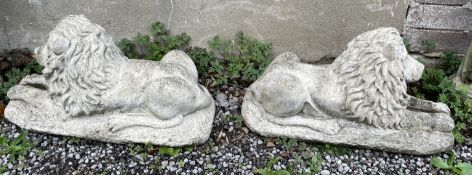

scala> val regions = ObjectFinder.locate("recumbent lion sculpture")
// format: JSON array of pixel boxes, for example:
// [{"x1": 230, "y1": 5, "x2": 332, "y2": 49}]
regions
[
  {"x1": 242, "y1": 28, "x2": 455, "y2": 155},
  {"x1": 5, "y1": 15, "x2": 215, "y2": 146}
]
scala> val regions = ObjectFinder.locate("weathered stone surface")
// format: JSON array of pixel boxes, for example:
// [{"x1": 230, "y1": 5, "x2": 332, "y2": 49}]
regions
[
  {"x1": 0, "y1": 23, "x2": 9, "y2": 50},
  {"x1": 415, "y1": 0, "x2": 471, "y2": 5},
  {"x1": 242, "y1": 28, "x2": 454, "y2": 155},
  {"x1": 404, "y1": 2, "x2": 472, "y2": 53},
  {"x1": 403, "y1": 28, "x2": 472, "y2": 54},
  {"x1": 411, "y1": 54, "x2": 445, "y2": 68},
  {"x1": 0, "y1": 0, "x2": 408, "y2": 62},
  {"x1": 406, "y1": 4, "x2": 472, "y2": 31},
  {"x1": 5, "y1": 15, "x2": 215, "y2": 146}
]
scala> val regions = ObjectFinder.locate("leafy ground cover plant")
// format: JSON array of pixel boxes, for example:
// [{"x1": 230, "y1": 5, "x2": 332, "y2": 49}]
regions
[
  {"x1": 158, "y1": 147, "x2": 182, "y2": 157},
  {"x1": 441, "y1": 51, "x2": 462, "y2": 76},
  {"x1": 270, "y1": 137, "x2": 348, "y2": 174},
  {"x1": 432, "y1": 152, "x2": 472, "y2": 175},
  {"x1": 118, "y1": 22, "x2": 191, "y2": 61},
  {"x1": 202, "y1": 32, "x2": 272, "y2": 86},
  {"x1": 118, "y1": 21, "x2": 273, "y2": 87},
  {"x1": 422, "y1": 39, "x2": 436, "y2": 52},
  {"x1": 255, "y1": 157, "x2": 290, "y2": 175},
  {"x1": 0, "y1": 130, "x2": 34, "y2": 164},
  {"x1": 0, "y1": 60, "x2": 43, "y2": 103}
]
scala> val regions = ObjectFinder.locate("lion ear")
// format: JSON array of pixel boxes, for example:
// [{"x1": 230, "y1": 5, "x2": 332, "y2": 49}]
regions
[
  {"x1": 382, "y1": 43, "x2": 398, "y2": 61},
  {"x1": 48, "y1": 32, "x2": 71, "y2": 55}
]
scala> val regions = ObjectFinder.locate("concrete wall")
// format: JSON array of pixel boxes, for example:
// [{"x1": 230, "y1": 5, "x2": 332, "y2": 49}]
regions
[{"x1": 0, "y1": 0, "x2": 408, "y2": 61}]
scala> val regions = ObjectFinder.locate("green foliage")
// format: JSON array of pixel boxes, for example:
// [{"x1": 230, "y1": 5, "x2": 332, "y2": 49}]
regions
[
  {"x1": 256, "y1": 157, "x2": 290, "y2": 175},
  {"x1": 438, "y1": 81, "x2": 472, "y2": 143},
  {"x1": 178, "y1": 159, "x2": 185, "y2": 168},
  {"x1": 276, "y1": 138, "x2": 299, "y2": 149},
  {"x1": 184, "y1": 146, "x2": 194, "y2": 152},
  {"x1": 186, "y1": 47, "x2": 218, "y2": 77},
  {"x1": 408, "y1": 68, "x2": 472, "y2": 143},
  {"x1": 205, "y1": 32, "x2": 272, "y2": 86},
  {"x1": 316, "y1": 143, "x2": 349, "y2": 155},
  {"x1": 409, "y1": 68, "x2": 447, "y2": 99},
  {"x1": 432, "y1": 152, "x2": 472, "y2": 175},
  {"x1": 441, "y1": 51, "x2": 462, "y2": 76},
  {"x1": 128, "y1": 142, "x2": 175, "y2": 160},
  {"x1": 422, "y1": 40, "x2": 436, "y2": 52},
  {"x1": 309, "y1": 153, "x2": 322, "y2": 174},
  {"x1": 127, "y1": 144, "x2": 146, "y2": 157},
  {"x1": 119, "y1": 21, "x2": 272, "y2": 87},
  {"x1": 0, "y1": 60, "x2": 43, "y2": 103},
  {"x1": 118, "y1": 22, "x2": 191, "y2": 61},
  {"x1": 66, "y1": 137, "x2": 82, "y2": 144},
  {"x1": 0, "y1": 165, "x2": 6, "y2": 173},
  {"x1": 226, "y1": 114, "x2": 244, "y2": 127},
  {"x1": 117, "y1": 39, "x2": 137, "y2": 59},
  {"x1": 158, "y1": 147, "x2": 181, "y2": 157},
  {"x1": 0, "y1": 130, "x2": 34, "y2": 164}
]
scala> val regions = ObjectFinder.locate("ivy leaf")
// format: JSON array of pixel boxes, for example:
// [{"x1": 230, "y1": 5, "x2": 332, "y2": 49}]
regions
[
  {"x1": 456, "y1": 163, "x2": 472, "y2": 175},
  {"x1": 448, "y1": 152, "x2": 456, "y2": 166},
  {"x1": 432, "y1": 157, "x2": 451, "y2": 169},
  {"x1": 158, "y1": 147, "x2": 181, "y2": 157}
]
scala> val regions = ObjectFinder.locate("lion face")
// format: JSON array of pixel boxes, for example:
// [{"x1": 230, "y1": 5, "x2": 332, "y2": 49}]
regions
[
  {"x1": 35, "y1": 30, "x2": 70, "y2": 78},
  {"x1": 403, "y1": 55, "x2": 424, "y2": 83},
  {"x1": 382, "y1": 41, "x2": 424, "y2": 83}
]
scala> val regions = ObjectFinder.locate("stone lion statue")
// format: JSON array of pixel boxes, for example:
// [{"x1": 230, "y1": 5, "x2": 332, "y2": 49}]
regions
[
  {"x1": 245, "y1": 27, "x2": 452, "y2": 134},
  {"x1": 18, "y1": 15, "x2": 213, "y2": 132}
]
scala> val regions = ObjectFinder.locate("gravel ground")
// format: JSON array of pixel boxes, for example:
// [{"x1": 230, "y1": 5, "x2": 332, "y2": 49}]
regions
[{"x1": 1, "y1": 85, "x2": 472, "y2": 175}]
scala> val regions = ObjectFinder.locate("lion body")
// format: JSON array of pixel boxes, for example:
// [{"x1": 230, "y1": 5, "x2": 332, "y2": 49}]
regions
[
  {"x1": 103, "y1": 57, "x2": 211, "y2": 119},
  {"x1": 252, "y1": 53, "x2": 345, "y2": 118},
  {"x1": 34, "y1": 15, "x2": 211, "y2": 122},
  {"x1": 252, "y1": 27, "x2": 425, "y2": 129}
]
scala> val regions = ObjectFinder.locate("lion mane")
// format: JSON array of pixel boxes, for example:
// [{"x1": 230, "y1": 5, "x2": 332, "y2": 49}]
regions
[
  {"x1": 330, "y1": 28, "x2": 409, "y2": 128},
  {"x1": 35, "y1": 15, "x2": 127, "y2": 117}
]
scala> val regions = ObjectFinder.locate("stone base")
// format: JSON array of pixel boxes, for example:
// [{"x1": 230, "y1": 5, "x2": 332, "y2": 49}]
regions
[
  {"x1": 5, "y1": 84, "x2": 215, "y2": 146},
  {"x1": 242, "y1": 93, "x2": 454, "y2": 155}
]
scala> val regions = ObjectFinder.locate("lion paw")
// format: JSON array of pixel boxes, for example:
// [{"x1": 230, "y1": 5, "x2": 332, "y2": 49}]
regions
[
  {"x1": 434, "y1": 102, "x2": 450, "y2": 114},
  {"x1": 108, "y1": 122, "x2": 130, "y2": 133},
  {"x1": 19, "y1": 74, "x2": 46, "y2": 87},
  {"x1": 321, "y1": 122, "x2": 341, "y2": 135}
]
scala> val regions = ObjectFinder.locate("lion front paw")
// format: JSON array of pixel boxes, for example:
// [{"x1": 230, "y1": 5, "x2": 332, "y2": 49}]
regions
[
  {"x1": 19, "y1": 74, "x2": 46, "y2": 87},
  {"x1": 433, "y1": 102, "x2": 450, "y2": 114}
]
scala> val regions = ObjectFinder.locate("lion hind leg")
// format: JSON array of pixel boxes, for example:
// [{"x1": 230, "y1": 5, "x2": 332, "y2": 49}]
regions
[
  {"x1": 144, "y1": 77, "x2": 196, "y2": 120},
  {"x1": 265, "y1": 114, "x2": 341, "y2": 135},
  {"x1": 260, "y1": 73, "x2": 307, "y2": 117},
  {"x1": 302, "y1": 101, "x2": 334, "y2": 120},
  {"x1": 267, "y1": 52, "x2": 301, "y2": 69},
  {"x1": 160, "y1": 50, "x2": 198, "y2": 81}
]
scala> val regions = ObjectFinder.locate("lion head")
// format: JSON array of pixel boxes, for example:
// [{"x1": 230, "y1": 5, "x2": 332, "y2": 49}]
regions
[
  {"x1": 330, "y1": 27, "x2": 424, "y2": 128},
  {"x1": 34, "y1": 15, "x2": 127, "y2": 117}
]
